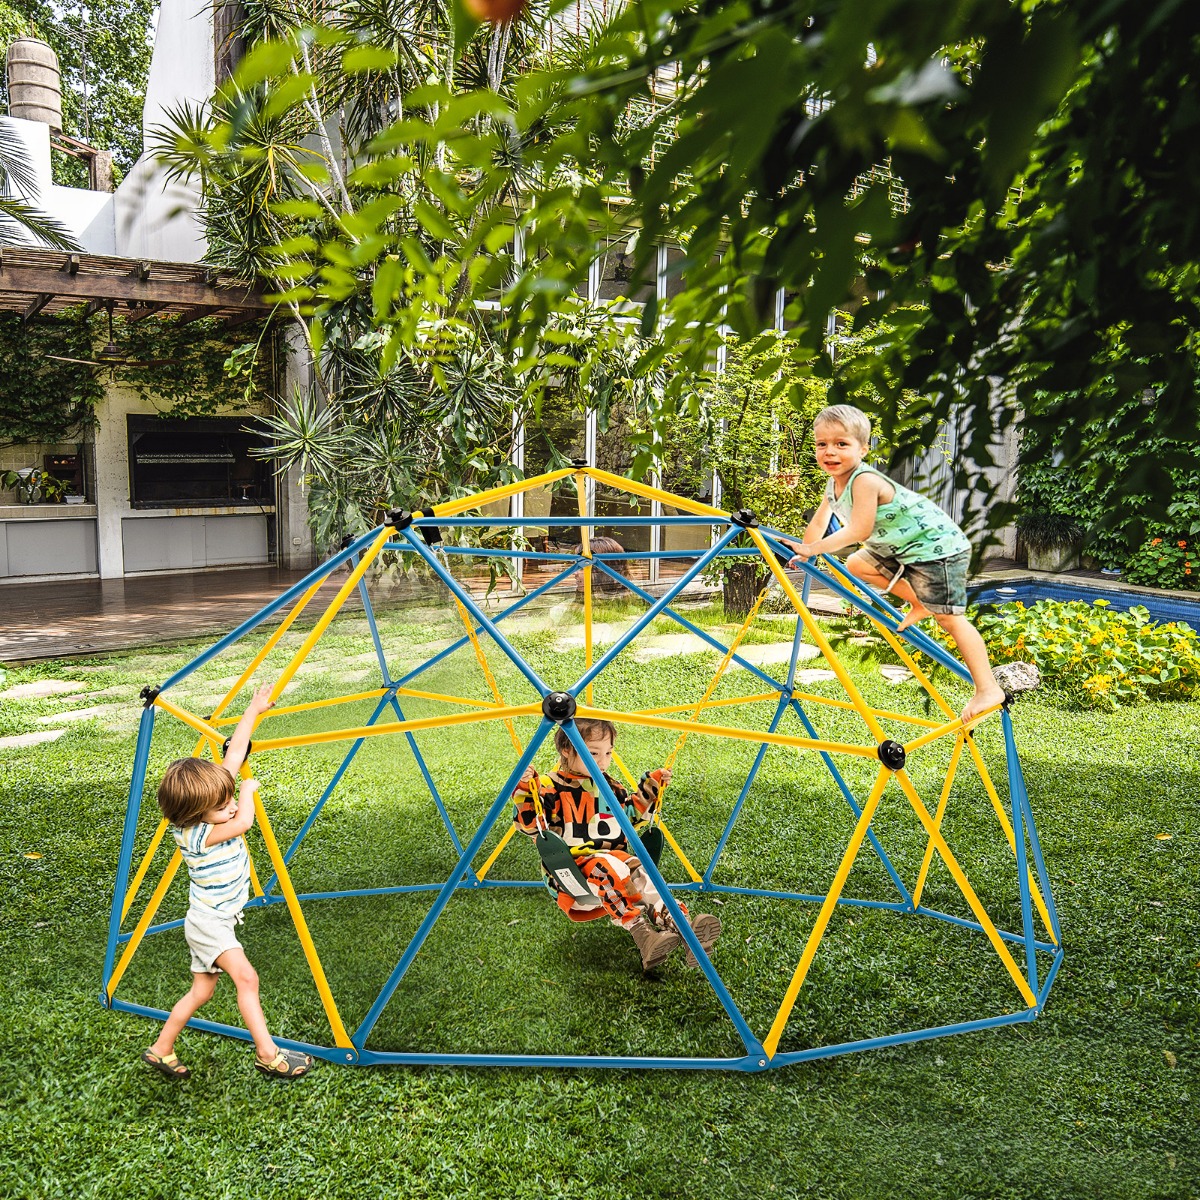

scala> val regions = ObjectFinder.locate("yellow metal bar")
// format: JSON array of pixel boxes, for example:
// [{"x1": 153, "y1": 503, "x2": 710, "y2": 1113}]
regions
[
  {"x1": 251, "y1": 702, "x2": 545, "y2": 753},
  {"x1": 656, "y1": 817, "x2": 702, "y2": 883},
  {"x1": 246, "y1": 842, "x2": 263, "y2": 898},
  {"x1": 121, "y1": 818, "x2": 170, "y2": 922},
  {"x1": 452, "y1": 598, "x2": 523, "y2": 755},
  {"x1": 892, "y1": 769, "x2": 1037, "y2": 1007},
  {"x1": 610, "y1": 748, "x2": 639, "y2": 790},
  {"x1": 662, "y1": 586, "x2": 769, "y2": 780},
  {"x1": 107, "y1": 849, "x2": 182, "y2": 1000},
  {"x1": 477, "y1": 824, "x2": 518, "y2": 880},
  {"x1": 576, "y1": 705, "x2": 879, "y2": 759},
  {"x1": 153, "y1": 697, "x2": 223, "y2": 744},
  {"x1": 634, "y1": 691, "x2": 781, "y2": 716},
  {"x1": 903, "y1": 707, "x2": 1004, "y2": 754},
  {"x1": 582, "y1": 466, "x2": 728, "y2": 519},
  {"x1": 747, "y1": 529, "x2": 890, "y2": 744},
  {"x1": 269, "y1": 527, "x2": 391, "y2": 706},
  {"x1": 790, "y1": 691, "x2": 943, "y2": 729},
  {"x1": 252, "y1": 789, "x2": 353, "y2": 1048},
  {"x1": 211, "y1": 689, "x2": 391, "y2": 725},
  {"x1": 835, "y1": 580, "x2": 1056, "y2": 943},
  {"x1": 208, "y1": 575, "x2": 328, "y2": 723},
  {"x1": 962, "y1": 735, "x2": 1057, "y2": 944},
  {"x1": 910, "y1": 734, "x2": 965, "y2": 909},
  {"x1": 763, "y1": 767, "x2": 891, "y2": 1057},
  {"x1": 394, "y1": 687, "x2": 504, "y2": 710},
  {"x1": 575, "y1": 473, "x2": 594, "y2": 706},
  {"x1": 427, "y1": 468, "x2": 577, "y2": 519}
]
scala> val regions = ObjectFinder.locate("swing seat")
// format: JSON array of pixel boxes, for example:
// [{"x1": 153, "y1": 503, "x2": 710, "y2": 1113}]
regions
[{"x1": 535, "y1": 826, "x2": 666, "y2": 923}]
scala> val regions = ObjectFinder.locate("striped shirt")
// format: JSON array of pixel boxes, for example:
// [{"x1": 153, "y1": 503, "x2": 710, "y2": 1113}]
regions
[{"x1": 172, "y1": 822, "x2": 250, "y2": 916}]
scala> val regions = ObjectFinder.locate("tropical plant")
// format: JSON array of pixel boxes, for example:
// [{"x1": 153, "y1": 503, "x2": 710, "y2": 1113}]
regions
[{"x1": 0, "y1": 122, "x2": 80, "y2": 249}]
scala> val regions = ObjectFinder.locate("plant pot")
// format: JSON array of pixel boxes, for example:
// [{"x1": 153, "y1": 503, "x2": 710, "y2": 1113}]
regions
[
  {"x1": 1027, "y1": 542, "x2": 1081, "y2": 572},
  {"x1": 65, "y1": 494, "x2": 87, "y2": 505}
]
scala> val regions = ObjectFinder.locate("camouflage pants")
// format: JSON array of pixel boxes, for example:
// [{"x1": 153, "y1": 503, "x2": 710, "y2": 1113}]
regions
[{"x1": 552, "y1": 849, "x2": 687, "y2": 930}]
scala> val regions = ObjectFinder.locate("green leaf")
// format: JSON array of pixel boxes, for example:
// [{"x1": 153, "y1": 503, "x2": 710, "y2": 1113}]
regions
[{"x1": 342, "y1": 45, "x2": 398, "y2": 74}]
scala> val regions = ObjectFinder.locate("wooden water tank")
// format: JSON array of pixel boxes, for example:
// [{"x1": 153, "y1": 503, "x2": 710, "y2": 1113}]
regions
[{"x1": 6, "y1": 37, "x2": 62, "y2": 130}]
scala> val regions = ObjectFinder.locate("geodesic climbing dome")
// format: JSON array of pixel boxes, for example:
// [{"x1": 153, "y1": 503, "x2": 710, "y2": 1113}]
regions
[{"x1": 103, "y1": 466, "x2": 1063, "y2": 1070}]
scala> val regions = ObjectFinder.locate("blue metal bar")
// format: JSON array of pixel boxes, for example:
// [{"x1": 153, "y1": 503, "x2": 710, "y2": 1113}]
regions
[
  {"x1": 1003, "y1": 709, "x2": 1039, "y2": 994},
  {"x1": 356, "y1": 554, "x2": 393, "y2": 687},
  {"x1": 1038, "y1": 947, "x2": 1065, "y2": 1006},
  {"x1": 400, "y1": 528, "x2": 552, "y2": 697},
  {"x1": 703, "y1": 695, "x2": 791, "y2": 885},
  {"x1": 385, "y1": 546, "x2": 581, "y2": 561},
  {"x1": 386, "y1": 545, "x2": 779, "y2": 562},
  {"x1": 789, "y1": 698, "x2": 913, "y2": 907},
  {"x1": 102, "y1": 704, "x2": 155, "y2": 1000},
  {"x1": 393, "y1": 561, "x2": 583, "y2": 689},
  {"x1": 354, "y1": 1049, "x2": 760, "y2": 1070},
  {"x1": 1008, "y1": 726, "x2": 1062, "y2": 945},
  {"x1": 758, "y1": 526, "x2": 971, "y2": 682},
  {"x1": 768, "y1": 1008, "x2": 1038, "y2": 1067},
  {"x1": 560, "y1": 720, "x2": 764, "y2": 1057},
  {"x1": 784, "y1": 602, "x2": 808, "y2": 693},
  {"x1": 573, "y1": 527, "x2": 742, "y2": 696},
  {"x1": 108, "y1": 999, "x2": 359, "y2": 1064},
  {"x1": 707, "y1": 883, "x2": 910, "y2": 911},
  {"x1": 158, "y1": 526, "x2": 384, "y2": 693},
  {"x1": 913, "y1": 906, "x2": 1058, "y2": 951},
  {"x1": 353, "y1": 719, "x2": 557, "y2": 1047},
  {"x1": 390, "y1": 695, "x2": 473, "y2": 876},
  {"x1": 414, "y1": 515, "x2": 723, "y2": 527},
  {"x1": 588, "y1": 559, "x2": 784, "y2": 692},
  {"x1": 261, "y1": 693, "x2": 394, "y2": 896}
]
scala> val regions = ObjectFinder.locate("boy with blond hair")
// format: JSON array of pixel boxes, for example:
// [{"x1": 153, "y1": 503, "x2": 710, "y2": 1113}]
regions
[
  {"x1": 781, "y1": 403, "x2": 1005, "y2": 725},
  {"x1": 141, "y1": 683, "x2": 312, "y2": 1080}
]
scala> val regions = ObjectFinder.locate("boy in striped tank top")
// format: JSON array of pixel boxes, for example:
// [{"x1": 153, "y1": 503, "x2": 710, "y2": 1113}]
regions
[
  {"x1": 781, "y1": 404, "x2": 1006, "y2": 726},
  {"x1": 141, "y1": 683, "x2": 312, "y2": 1080}
]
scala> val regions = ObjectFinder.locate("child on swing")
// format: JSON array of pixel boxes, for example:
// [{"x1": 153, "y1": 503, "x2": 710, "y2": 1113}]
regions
[
  {"x1": 513, "y1": 718, "x2": 722, "y2": 972},
  {"x1": 780, "y1": 403, "x2": 1005, "y2": 725}
]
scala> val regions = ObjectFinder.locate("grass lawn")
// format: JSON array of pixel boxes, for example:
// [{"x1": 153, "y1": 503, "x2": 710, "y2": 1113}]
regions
[{"x1": 0, "y1": 594, "x2": 1196, "y2": 1200}]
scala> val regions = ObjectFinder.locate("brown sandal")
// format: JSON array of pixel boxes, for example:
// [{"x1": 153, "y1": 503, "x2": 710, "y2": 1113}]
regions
[
  {"x1": 254, "y1": 1047, "x2": 313, "y2": 1079},
  {"x1": 142, "y1": 1049, "x2": 191, "y2": 1079}
]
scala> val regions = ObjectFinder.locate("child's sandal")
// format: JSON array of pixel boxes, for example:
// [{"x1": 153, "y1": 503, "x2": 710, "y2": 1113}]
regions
[
  {"x1": 142, "y1": 1049, "x2": 191, "y2": 1079},
  {"x1": 254, "y1": 1047, "x2": 313, "y2": 1079}
]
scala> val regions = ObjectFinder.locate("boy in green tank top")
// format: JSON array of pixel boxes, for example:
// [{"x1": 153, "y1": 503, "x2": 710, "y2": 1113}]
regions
[{"x1": 780, "y1": 404, "x2": 1006, "y2": 726}]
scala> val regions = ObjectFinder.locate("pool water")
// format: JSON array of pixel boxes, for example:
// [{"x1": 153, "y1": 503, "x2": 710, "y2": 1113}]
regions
[{"x1": 968, "y1": 578, "x2": 1200, "y2": 630}]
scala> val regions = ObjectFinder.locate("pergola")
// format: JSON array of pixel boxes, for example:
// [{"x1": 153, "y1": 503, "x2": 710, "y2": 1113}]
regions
[{"x1": 0, "y1": 245, "x2": 272, "y2": 325}]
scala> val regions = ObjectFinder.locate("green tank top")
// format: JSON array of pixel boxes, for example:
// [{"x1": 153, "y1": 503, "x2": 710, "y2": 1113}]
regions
[{"x1": 827, "y1": 464, "x2": 970, "y2": 564}]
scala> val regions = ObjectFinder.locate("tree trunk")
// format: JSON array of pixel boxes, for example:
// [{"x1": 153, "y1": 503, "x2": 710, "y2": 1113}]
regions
[{"x1": 722, "y1": 560, "x2": 768, "y2": 619}]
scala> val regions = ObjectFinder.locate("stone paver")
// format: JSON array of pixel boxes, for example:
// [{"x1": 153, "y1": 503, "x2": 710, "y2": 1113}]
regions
[
  {"x1": 794, "y1": 668, "x2": 838, "y2": 684},
  {"x1": 631, "y1": 633, "x2": 714, "y2": 661},
  {"x1": 36, "y1": 703, "x2": 128, "y2": 725},
  {"x1": 879, "y1": 664, "x2": 915, "y2": 685},
  {"x1": 0, "y1": 729, "x2": 67, "y2": 750},
  {"x1": 728, "y1": 642, "x2": 820, "y2": 669},
  {"x1": 0, "y1": 679, "x2": 88, "y2": 700}
]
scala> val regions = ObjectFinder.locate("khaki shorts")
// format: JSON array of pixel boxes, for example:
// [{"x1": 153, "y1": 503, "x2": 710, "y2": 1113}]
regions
[{"x1": 184, "y1": 904, "x2": 243, "y2": 974}]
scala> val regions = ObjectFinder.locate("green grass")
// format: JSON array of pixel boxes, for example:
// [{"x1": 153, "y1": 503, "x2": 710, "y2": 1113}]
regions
[{"x1": 0, "y1": 598, "x2": 1196, "y2": 1199}]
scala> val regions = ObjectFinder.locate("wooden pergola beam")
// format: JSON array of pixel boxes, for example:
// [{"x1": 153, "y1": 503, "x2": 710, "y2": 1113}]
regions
[
  {"x1": 126, "y1": 301, "x2": 168, "y2": 323},
  {"x1": 177, "y1": 305, "x2": 221, "y2": 326},
  {"x1": 0, "y1": 266, "x2": 270, "y2": 311},
  {"x1": 23, "y1": 293, "x2": 54, "y2": 322}
]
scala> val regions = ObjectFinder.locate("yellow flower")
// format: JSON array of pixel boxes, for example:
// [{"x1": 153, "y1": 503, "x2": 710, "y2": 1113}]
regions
[{"x1": 1084, "y1": 673, "x2": 1114, "y2": 694}]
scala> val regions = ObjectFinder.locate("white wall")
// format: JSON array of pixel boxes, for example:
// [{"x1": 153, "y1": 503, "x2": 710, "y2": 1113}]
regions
[{"x1": 112, "y1": 0, "x2": 216, "y2": 263}]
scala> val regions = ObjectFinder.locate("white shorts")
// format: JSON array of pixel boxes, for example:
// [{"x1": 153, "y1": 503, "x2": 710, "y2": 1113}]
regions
[{"x1": 184, "y1": 904, "x2": 243, "y2": 974}]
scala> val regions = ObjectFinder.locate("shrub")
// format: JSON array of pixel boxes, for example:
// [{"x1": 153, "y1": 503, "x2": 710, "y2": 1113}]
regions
[
  {"x1": 973, "y1": 598, "x2": 1200, "y2": 710},
  {"x1": 1122, "y1": 529, "x2": 1199, "y2": 591}
]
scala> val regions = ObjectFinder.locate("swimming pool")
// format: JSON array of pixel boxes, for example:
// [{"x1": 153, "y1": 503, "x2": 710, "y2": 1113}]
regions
[{"x1": 968, "y1": 577, "x2": 1200, "y2": 630}]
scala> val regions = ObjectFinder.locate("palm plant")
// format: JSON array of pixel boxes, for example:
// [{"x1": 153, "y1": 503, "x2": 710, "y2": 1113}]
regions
[{"x1": 0, "y1": 122, "x2": 81, "y2": 249}]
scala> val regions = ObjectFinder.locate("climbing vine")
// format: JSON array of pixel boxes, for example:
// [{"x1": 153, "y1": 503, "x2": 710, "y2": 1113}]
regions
[
  {"x1": 0, "y1": 314, "x2": 103, "y2": 445},
  {"x1": 0, "y1": 307, "x2": 276, "y2": 446}
]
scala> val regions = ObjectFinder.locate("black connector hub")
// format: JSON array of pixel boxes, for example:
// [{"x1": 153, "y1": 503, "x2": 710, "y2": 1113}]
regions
[
  {"x1": 542, "y1": 691, "x2": 577, "y2": 722},
  {"x1": 876, "y1": 739, "x2": 907, "y2": 771}
]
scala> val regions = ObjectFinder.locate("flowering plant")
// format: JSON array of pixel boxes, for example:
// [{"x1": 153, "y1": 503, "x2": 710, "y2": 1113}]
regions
[
  {"x1": 967, "y1": 598, "x2": 1200, "y2": 710},
  {"x1": 1123, "y1": 526, "x2": 1198, "y2": 590}
]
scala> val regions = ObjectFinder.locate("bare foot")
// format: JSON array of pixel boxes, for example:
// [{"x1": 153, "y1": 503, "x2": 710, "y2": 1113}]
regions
[
  {"x1": 895, "y1": 603, "x2": 931, "y2": 632},
  {"x1": 961, "y1": 684, "x2": 1006, "y2": 726}
]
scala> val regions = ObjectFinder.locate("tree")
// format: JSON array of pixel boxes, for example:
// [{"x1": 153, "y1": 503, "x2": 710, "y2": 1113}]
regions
[
  {"x1": 1, "y1": 0, "x2": 156, "y2": 187},
  {"x1": 246, "y1": 0, "x2": 1198, "y2": 536}
]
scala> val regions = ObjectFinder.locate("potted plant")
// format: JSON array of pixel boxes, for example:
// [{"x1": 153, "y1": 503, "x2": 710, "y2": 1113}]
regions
[
  {"x1": 1, "y1": 468, "x2": 69, "y2": 504},
  {"x1": 1017, "y1": 510, "x2": 1085, "y2": 572}
]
